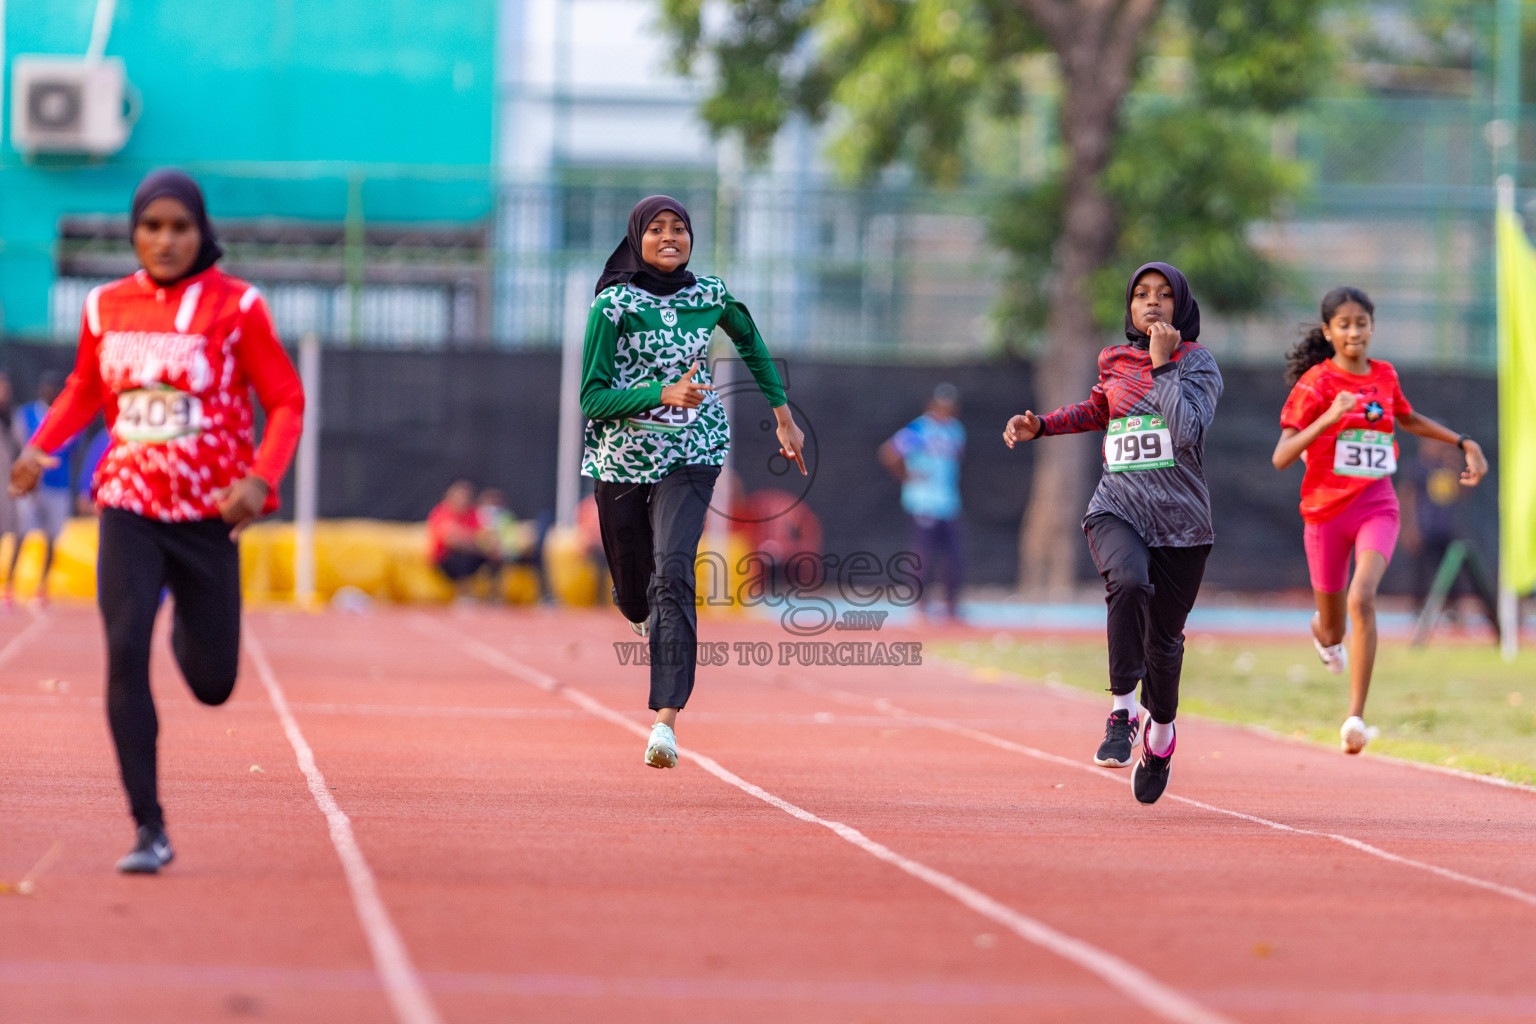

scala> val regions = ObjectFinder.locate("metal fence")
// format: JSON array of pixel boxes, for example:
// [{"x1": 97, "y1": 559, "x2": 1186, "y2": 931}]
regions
[{"x1": 27, "y1": 97, "x2": 1536, "y2": 367}]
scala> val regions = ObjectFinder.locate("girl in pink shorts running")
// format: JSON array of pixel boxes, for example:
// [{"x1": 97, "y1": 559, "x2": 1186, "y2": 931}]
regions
[{"x1": 1273, "y1": 287, "x2": 1487, "y2": 754}]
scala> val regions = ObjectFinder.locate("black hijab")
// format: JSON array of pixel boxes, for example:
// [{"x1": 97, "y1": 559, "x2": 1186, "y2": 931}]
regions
[
  {"x1": 1123, "y1": 261, "x2": 1200, "y2": 346},
  {"x1": 594, "y1": 195, "x2": 697, "y2": 297},
  {"x1": 130, "y1": 169, "x2": 224, "y2": 285}
]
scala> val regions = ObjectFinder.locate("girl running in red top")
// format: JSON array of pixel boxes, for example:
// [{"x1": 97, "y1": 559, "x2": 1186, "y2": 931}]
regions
[
  {"x1": 10, "y1": 169, "x2": 304, "y2": 873},
  {"x1": 1272, "y1": 287, "x2": 1485, "y2": 754}
]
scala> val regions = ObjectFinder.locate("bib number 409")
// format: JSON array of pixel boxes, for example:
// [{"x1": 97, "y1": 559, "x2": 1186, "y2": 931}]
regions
[{"x1": 116, "y1": 388, "x2": 203, "y2": 444}]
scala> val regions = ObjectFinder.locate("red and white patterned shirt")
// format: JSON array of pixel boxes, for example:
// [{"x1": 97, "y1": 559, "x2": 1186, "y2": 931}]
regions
[{"x1": 31, "y1": 266, "x2": 304, "y2": 522}]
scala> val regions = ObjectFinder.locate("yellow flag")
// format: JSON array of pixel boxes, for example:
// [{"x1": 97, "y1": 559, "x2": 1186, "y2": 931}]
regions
[{"x1": 1496, "y1": 210, "x2": 1536, "y2": 594}]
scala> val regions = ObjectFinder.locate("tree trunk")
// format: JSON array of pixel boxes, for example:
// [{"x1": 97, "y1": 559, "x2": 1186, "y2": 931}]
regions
[{"x1": 1015, "y1": 0, "x2": 1162, "y2": 594}]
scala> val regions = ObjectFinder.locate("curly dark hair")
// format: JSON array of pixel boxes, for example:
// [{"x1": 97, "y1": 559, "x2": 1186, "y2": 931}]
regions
[{"x1": 1284, "y1": 286, "x2": 1374, "y2": 386}]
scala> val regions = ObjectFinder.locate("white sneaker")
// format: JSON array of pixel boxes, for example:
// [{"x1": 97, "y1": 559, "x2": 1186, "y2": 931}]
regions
[
  {"x1": 645, "y1": 723, "x2": 678, "y2": 768},
  {"x1": 1339, "y1": 716, "x2": 1377, "y2": 755},
  {"x1": 1314, "y1": 637, "x2": 1346, "y2": 675}
]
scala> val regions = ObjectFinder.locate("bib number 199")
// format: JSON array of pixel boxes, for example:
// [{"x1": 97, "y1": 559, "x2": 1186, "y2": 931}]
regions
[{"x1": 1104, "y1": 416, "x2": 1176, "y2": 472}]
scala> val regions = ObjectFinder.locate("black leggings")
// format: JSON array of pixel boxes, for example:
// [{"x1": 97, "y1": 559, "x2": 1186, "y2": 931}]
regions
[
  {"x1": 1084, "y1": 513, "x2": 1210, "y2": 726},
  {"x1": 594, "y1": 464, "x2": 720, "y2": 711},
  {"x1": 97, "y1": 508, "x2": 242, "y2": 830}
]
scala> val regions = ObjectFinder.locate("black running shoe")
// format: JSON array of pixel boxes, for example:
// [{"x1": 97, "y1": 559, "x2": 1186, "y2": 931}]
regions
[
  {"x1": 1093, "y1": 709, "x2": 1140, "y2": 768},
  {"x1": 1132, "y1": 725, "x2": 1175, "y2": 805},
  {"x1": 116, "y1": 825, "x2": 174, "y2": 874}
]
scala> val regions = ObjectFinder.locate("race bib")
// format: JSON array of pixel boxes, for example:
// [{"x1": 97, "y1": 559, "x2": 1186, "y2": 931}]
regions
[
  {"x1": 626, "y1": 404, "x2": 699, "y2": 434},
  {"x1": 1333, "y1": 429, "x2": 1396, "y2": 477},
  {"x1": 1105, "y1": 416, "x2": 1175, "y2": 472},
  {"x1": 115, "y1": 387, "x2": 203, "y2": 444}
]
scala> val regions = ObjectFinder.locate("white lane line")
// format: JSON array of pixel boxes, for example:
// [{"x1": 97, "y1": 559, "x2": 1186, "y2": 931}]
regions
[
  {"x1": 244, "y1": 628, "x2": 443, "y2": 1024},
  {"x1": 797, "y1": 680, "x2": 1536, "y2": 911},
  {"x1": 0, "y1": 609, "x2": 52, "y2": 672},
  {"x1": 425, "y1": 621, "x2": 1234, "y2": 1024},
  {"x1": 933, "y1": 655, "x2": 1536, "y2": 795}
]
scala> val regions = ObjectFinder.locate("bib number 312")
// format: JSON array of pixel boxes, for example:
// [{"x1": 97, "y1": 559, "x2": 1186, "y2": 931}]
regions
[
  {"x1": 1105, "y1": 416, "x2": 1175, "y2": 472},
  {"x1": 1333, "y1": 429, "x2": 1396, "y2": 477},
  {"x1": 115, "y1": 388, "x2": 203, "y2": 444}
]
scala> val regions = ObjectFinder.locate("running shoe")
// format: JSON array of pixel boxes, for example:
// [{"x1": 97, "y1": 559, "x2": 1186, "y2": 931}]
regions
[
  {"x1": 630, "y1": 619, "x2": 649, "y2": 638},
  {"x1": 1132, "y1": 725, "x2": 1175, "y2": 805},
  {"x1": 1339, "y1": 716, "x2": 1378, "y2": 755},
  {"x1": 1093, "y1": 709, "x2": 1140, "y2": 768},
  {"x1": 644, "y1": 722, "x2": 678, "y2": 769},
  {"x1": 1313, "y1": 637, "x2": 1346, "y2": 675},
  {"x1": 116, "y1": 825, "x2": 174, "y2": 874}
]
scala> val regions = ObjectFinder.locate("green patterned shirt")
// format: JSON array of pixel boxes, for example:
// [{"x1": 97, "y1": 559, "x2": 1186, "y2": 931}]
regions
[{"x1": 580, "y1": 277, "x2": 788, "y2": 483}]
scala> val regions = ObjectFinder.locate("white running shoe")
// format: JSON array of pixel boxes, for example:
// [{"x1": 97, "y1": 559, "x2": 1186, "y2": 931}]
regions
[
  {"x1": 645, "y1": 723, "x2": 678, "y2": 769},
  {"x1": 1339, "y1": 716, "x2": 1378, "y2": 755},
  {"x1": 1314, "y1": 637, "x2": 1346, "y2": 675}
]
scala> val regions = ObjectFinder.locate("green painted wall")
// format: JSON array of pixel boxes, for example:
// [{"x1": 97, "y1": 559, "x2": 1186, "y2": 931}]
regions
[{"x1": 0, "y1": 0, "x2": 496, "y2": 335}]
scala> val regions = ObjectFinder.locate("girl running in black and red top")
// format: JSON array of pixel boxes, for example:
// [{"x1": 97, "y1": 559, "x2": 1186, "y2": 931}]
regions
[
  {"x1": 1273, "y1": 287, "x2": 1486, "y2": 754},
  {"x1": 10, "y1": 169, "x2": 304, "y2": 873},
  {"x1": 1004, "y1": 263, "x2": 1222, "y2": 804}
]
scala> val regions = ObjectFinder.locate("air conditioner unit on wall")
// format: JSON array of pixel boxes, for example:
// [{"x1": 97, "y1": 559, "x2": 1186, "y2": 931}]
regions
[{"x1": 10, "y1": 56, "x2": 133, "y2": 156}]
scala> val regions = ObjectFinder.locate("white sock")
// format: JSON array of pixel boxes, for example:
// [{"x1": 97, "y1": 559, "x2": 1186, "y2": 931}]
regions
[
  {"x1": 1112, "y1": 692, "x2": 1139, "y2": 718},
  {"x1": 1146, "y1": 720, "x2": 1175, "y2": 757}
]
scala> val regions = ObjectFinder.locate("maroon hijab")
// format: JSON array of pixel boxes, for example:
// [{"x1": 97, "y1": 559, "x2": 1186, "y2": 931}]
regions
[{"x1": 1123, "y1": 261, "x2": 1200, "y2": 346}]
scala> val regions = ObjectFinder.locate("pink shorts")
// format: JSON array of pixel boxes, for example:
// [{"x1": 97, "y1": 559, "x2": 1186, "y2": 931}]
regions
[{"x1": 1303, "y1": 478, "x2": 1400, "y2": 593}]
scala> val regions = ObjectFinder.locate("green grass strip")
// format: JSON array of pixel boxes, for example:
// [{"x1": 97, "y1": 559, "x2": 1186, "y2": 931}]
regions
[{"x1": 937, "y1": 632, "x2": 1536, "y2": 788}]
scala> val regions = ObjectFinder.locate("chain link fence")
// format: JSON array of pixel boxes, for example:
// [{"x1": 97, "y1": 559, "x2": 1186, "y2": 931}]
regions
[{"x1": 17, "y1": 98, "x2": 1533, "y2": 368}]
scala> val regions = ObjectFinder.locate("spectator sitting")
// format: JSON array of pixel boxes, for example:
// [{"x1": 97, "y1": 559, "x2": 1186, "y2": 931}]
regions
[
  {"x1": 477, "y1": 487, "x2": 549, "y2": 601},
  {"x1": 478, "y1": 488, "x2": 535, "y2": 562},
  {"x1": 427, "y1": 480, "x2": 500, "y2": 598}
]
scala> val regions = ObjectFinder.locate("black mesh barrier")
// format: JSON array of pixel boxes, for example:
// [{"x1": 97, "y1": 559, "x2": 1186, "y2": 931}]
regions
[{"x1": 0, "y1": 339, "x2": 1499, "y2": 594}]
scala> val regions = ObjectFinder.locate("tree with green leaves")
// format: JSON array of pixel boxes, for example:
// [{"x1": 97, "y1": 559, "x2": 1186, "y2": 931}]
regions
[{"x1": 662, "y1": 0, "x2": 1330, "y2": 590}]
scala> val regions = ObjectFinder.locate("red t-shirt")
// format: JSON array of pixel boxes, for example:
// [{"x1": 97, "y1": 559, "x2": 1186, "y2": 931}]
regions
[
  {"x1": 426, "y1": 504, "x2": 482, "y2": 562},
  {"x1": 1280, "y1": 358, "x2": 1413, "y2": 524},
  {"x1": 30, "y1": 267, "x2": 304, "y2": 522}
]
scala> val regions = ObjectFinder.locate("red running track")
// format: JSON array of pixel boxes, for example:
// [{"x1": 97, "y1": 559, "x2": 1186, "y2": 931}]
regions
[{"x1": 3, "y1": 603, "x2": 1536, "y2": 1023}]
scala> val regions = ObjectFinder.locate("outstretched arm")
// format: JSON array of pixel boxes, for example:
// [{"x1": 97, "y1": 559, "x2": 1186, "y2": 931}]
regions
[
  {"x1": 719, "y1": 291, "x2": 804, "y2": 474},
  {"x1": 13, "y1": 306, "x2": 107, "y2": 497},
  {"x1": 1397, "y1": 410, "x2": 1488, "y2": 486},
  {"x1": 1040, "y1": 385, "x2": 1112, "y2": 436}
]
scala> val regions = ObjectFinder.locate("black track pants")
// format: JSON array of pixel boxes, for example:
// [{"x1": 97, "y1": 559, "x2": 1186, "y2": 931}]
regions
[
  {"x1": 1084, "y1": 512, "x2": 1210, "y2": 725},
  {"x1": 97, "y1": 508, "x2": 243, "y2": 830},
  {"x1": 594, "y1": 464, "x2": 720, "y2": 711}
]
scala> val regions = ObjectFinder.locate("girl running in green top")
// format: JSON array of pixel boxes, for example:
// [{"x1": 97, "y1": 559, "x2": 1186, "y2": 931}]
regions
[{"x1": 582, "y1": 195, "x2": 806, "y2": 768}]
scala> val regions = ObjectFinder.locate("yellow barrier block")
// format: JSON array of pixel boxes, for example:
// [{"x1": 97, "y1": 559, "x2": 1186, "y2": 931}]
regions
[
  {"x1": 49, "y1": 519, "x2": 100, "y2": 599},
  {"x1": 3, "y1": 517, "x2": 565, "y2": 608},
  {"x1": 502, "y1": 564, "x2": 542, "y2": 605},
  {"x1": 697, "y1": 532, "x2": 752, "y2": 619},
  {"x1": 544, "y1": 525, "x2": 601, "y2": 607},
  {"x1": 0, "y1": 519, "x2": 100, "y2": 601}
]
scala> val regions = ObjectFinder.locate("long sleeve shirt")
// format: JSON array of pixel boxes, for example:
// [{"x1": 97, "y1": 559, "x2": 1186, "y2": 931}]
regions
[
  {"x1": 1039, "y1": 340, "x2": 1223, "y2": 547},
  {"x1": 580, "y1": 276, "x2": 786, "y2": 483},
  {"x1": 31, "y1": 267, "x2": 304, "y2": 521}
]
